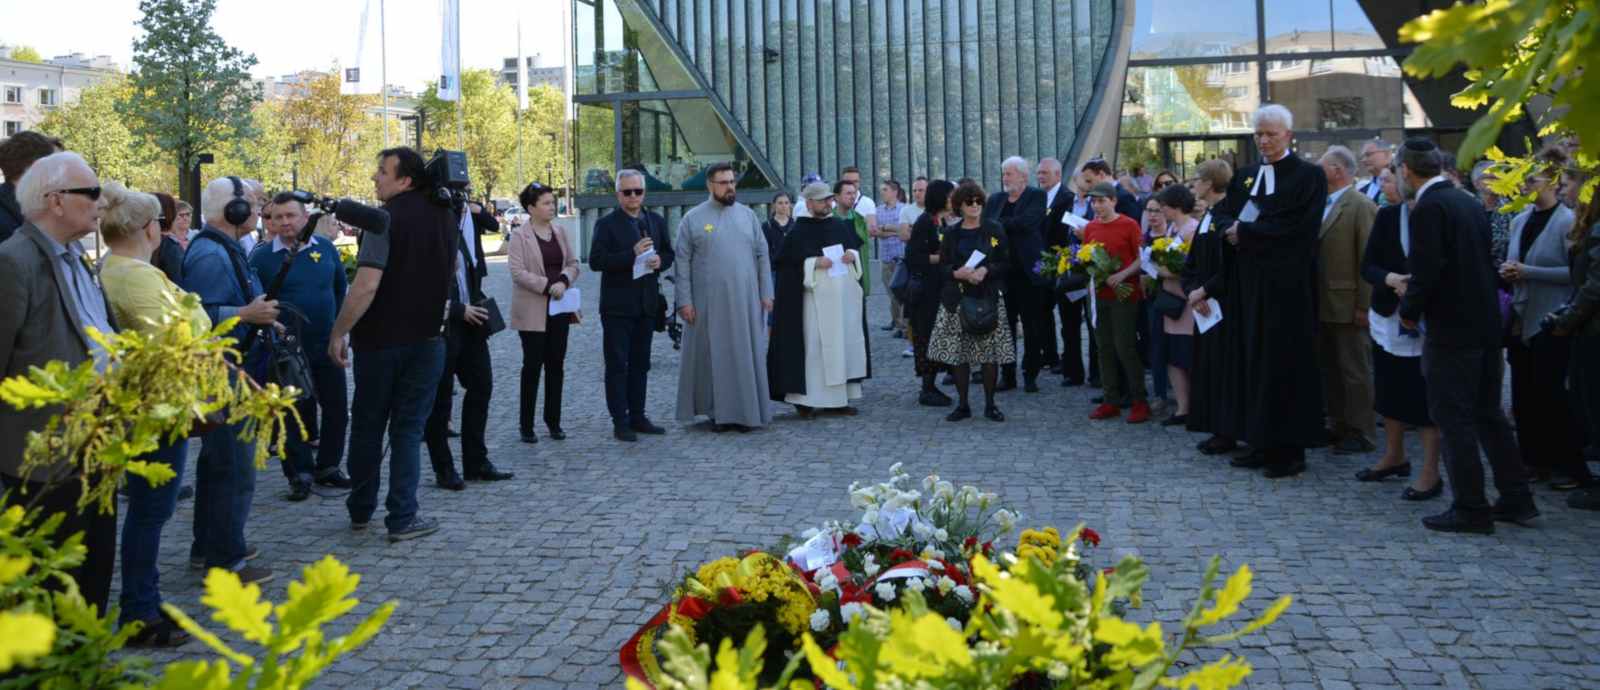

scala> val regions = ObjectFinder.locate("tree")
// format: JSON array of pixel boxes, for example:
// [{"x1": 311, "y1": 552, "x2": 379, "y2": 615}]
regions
[
  {"x1": 515, "y1": 85, "x2": 574, "y2": 191},
  {"x1": 1401, "y1": 0, "x2": 1599, "y2": 207},
  {"x1": 276, "y1": 71, "x2": 384, "y2": 198},
  {"x1": 36, "y1": 78, "x2": 172, "y2": 193},
  {"x1": 416, "y1": 69, "x2": 518, "y2": 200},
  {"x1": 8, "y1": 45, "x2": 42, "y2": 63},
  {"x1": 208, "y1": 99, "x2": 294, "y2": 193},
  {"x1": 123, "y1": 0, "x2": 261, "y2": 208}
]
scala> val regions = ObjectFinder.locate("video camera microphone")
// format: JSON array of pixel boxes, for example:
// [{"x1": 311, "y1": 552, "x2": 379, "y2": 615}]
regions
[{"x1": 288, "y1": 191, "x2": 390, "y2": 236}]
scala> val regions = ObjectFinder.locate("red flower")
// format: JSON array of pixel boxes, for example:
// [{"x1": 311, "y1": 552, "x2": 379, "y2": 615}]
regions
[
  {"x1": 981, "y1": 541, "x2": 994, "y2": 556},
  {"x1": 889, "y1": 548, "x2": 916, "y2": 564},
  {"x1": 963, "y1": 536, "x2": 979, "y2": 550},
  {"x1": 718, "y1": 587, "x2": 744, "y2": 606},
  {"x1": 841, "y1": 533, "x2": 864, "y2": 548},
  {"x1": 1080, "y1": 528, "x2": 1101, "y2": 547},
  {"x1": 1102, "y1": 567, "x2": 1117, "y2": 576}
]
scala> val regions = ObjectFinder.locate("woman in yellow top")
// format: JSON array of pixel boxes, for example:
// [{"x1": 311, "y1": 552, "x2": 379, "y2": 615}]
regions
[{"x1": 97, "y1": 182, "x2": 210, "y2": 648}]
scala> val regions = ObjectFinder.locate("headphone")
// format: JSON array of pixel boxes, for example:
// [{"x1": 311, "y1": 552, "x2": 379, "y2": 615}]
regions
[{"x1": 224, "y1": 176, "x2": 253, "y2": 227}]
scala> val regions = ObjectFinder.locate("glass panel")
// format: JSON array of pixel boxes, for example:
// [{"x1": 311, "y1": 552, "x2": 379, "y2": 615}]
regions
[
  {"x1": 1268, "y1": 55, "x2": 1410, "y2": 131},
  {"x1": 619, "y1": 99, "x2": 771, "y2": 191},
  {"x1": 1122, "y1": 63, "x2": 1261, "y2": 137},
  {"x1": 820, "y1": 0, "x2": 839, "y2": 178},
  {"x1": 907, "y1": 0, "x2": 929, "y2": 177},
  {"x1": 961, "y1": 0, "x2": 982, "y2": 180},
  {"x1": 923, "y1": 0, "x2": 945, "y2": 178},
  {"x1": 1117, "y1": 137, "x2": 1160, "y2": 177},
  {"x1": 997, "y1": 0, "x2": 1019, "y2": 163},
  {"x1": 783, "y1": 0, "x2": 802, "y2": 181},
  {"x1": 1331, "y1": 0, "x2": 1382, "y2": 51},
  {"x1": 576, "y1": 0, "x2": 701, "y2": 96},
  {"x1": 1014, "y1": 0, "x2": 1038, "y2": 160},
  {"x1": 1264, "y1": 0, "x2": 1333, "y2": 55},
  {"x1": 834, "y1": 0, "x2": 857, "y2": 172},
  {"x1": 1130, "y1": 0, "x2": 1258, "y2": 61},
  {"x1": 881, "y1": 0, "x2": 904, "y2": 182},
  {"x1": 943, "y1": 0, "x2": 963, "y2": 176},
  {"x1": 576, "y1": 101, "x2": 616, "y2": 194},
  {"x1": 854, "y1": 0, "x2": 874, "y2": 181},
  {"x1": 574, "y1": 1, "x2": 598, "y2": 94}
]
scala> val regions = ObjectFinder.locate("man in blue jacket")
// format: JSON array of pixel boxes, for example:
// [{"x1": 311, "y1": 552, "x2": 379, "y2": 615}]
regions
[
  {"x1": 182, "y1": 175, "x2": 281, "y2": 584},
  {"x1": 250, "y1": 192, "x2": 352, "y2": 501}
]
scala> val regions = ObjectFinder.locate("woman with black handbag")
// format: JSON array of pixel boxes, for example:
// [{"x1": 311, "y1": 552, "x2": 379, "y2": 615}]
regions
[
  {"x1": 1153, "y1": 185, "x2": 1199, "y2": 426},
  {"x1": 905, "y1": 180, "x2": 956, "y2": 406},
  {"x1": 927, "y1": 181, "x2": 1013, "y2": 422}
]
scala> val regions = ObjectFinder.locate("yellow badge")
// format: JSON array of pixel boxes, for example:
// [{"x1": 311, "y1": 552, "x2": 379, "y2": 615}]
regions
[
  {"x1": 703, "y1": 223, "x2": 714, "y2": 233},
  {"x1": 309, "y1": 251, "x2": 322, "y2": 263},
  {"x1": 989, "y1": 237, "x2": 998, "y2": 248}
]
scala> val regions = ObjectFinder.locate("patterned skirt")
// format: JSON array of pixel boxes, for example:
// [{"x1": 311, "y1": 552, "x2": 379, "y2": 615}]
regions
[{"x1": 928, "y1": 300, "x2": 1017, "y2": 366}]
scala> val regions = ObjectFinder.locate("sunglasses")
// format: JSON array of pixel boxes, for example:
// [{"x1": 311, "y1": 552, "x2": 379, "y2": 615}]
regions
[
  {"x1": 619, "y1": 189, "x2": 645, "y2": 197},
  {"x1": 53, "y1": 186, "x2": 102, "y2": 201},
  {"x1": 963, "y1": 199, "x2": 983, "y2": 206}
]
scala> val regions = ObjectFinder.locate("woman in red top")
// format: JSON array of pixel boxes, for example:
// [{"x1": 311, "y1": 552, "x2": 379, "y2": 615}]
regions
[{"x1": 1081, "y1": 182, "x2": 1150, "y2": 423}]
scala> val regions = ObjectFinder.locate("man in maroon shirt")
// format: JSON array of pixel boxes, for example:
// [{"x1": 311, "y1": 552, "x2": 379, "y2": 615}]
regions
[{"x1": 1080, "y1": 182, "x2": 1150, "y2": 423}]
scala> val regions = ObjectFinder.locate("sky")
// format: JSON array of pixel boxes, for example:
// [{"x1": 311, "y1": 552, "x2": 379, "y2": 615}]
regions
[{"x1": 0, "y1": 0, "x2": 569, "y2": 92}]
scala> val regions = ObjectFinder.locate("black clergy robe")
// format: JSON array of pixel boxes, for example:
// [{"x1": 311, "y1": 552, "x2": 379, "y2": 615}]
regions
[
  {"x1": 768, "y1": 216, "x2": 871, "y2": 401},
  {"x1": 1215, "y1": 152, "x2": 1329, "y2": 454},
  {"x1": 1181, "y1": 207, "x2": 1246, "y2": 440}
]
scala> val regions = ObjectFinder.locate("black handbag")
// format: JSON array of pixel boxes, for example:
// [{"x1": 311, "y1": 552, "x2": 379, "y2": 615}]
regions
[
  {"x1": 890, "y1": 261, "x2": 922, "y2": 304},
  {"x1": 1151, "y1": 289, "x2": 1186, "y2": 320},
  {"x1": 264, "y1": 323, "x2": 316, "y2": 401},
  {"x1": 475, "y1": 297, "x2": 506, "y2": 336},
  {"x1": 958, "y1": 291, "x2": 1000, "y2": 336}
]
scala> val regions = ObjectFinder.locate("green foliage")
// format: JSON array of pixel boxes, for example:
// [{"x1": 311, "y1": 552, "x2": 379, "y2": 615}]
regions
[
  {"x1": 36, "y1": 78, "x2": 168, "y2": 190},
  {"x1": 209, "y1": 99, "x2": 295, "y2": 193},
  {"x1": 637, "y1": 550, "x2": 1290, "y2": 690},
  {"x1": 7, "y1": 45, "x2": 43, "y2": 63},
  {"x1": 517, "y1": 85, "x2": 574, "y2": 191},
  {"x1": 273, "y1": 71, "x2": 391, "y2": 198},
  {"x1": 417, "y1": 69, "x2": 519, "y2": 199},
  {"x1": 1400, "y1": 0, "x2": 1600, "y2": 210},
  {"x1": 124, "y1": 0, "x2": 261, "y2": 192},
  {"x1": 0, "y1": 291, "x2": 300, "y2": 514}
]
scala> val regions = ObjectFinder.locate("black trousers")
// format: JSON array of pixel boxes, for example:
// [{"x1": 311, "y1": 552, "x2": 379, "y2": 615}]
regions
[
  {"x1": 1508, "y1": 334, "x2": 1590, "y2": 481},
  {"x1": 1003, "y1": 281, "x2": 1055, "y2": 379},
  {"x1": 1422, "y1": 343, "x2": 1532, "y2": 515},
  {"x1": 1, "y1": 474, "x2": 117, "y2": 611},
  {"x1": 600, "y1": 314, "x2": 652, "y2": 428},
  {"x1": 425, "y1": 325, "x2": 493, "y2": 477},
  {"x1": 519, "y1": 317, "x2": 572, "y2": 434},
  {"x1": 1057, "y1": 297, "x2": 1092, "y2": 383}
]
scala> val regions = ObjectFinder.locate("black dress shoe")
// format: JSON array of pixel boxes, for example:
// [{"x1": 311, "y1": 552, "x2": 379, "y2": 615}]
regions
[
  {"x1": 1230, "y1": 451, "x2": 1268, "y2": 469},
  {"x1": 983, "y1": 405, "x2": 1005, "y2": 422},
  {"x1": 314, "y1": 470, "x2": 352, "y2": 488},
  {"x1": 881, "y1": 323, "x2": 896, "y2": 331},
  {"x1": 1491, "y1": 500, "x2": 1540, "y2": 526},
  {"x1": 520, "y1": 432, "x2": 539, "y2": 444},
  {"x1": 446, "y1": 427, "x2": 460, "y2": 438},
  {"x1": 630, "y1": 419, "x2": 666, "y2": 435},
  {"x1": 918, "y1": 388, "x2": 953, "y2": 407},
  {"x1": 1091, "y1": 396, "x2": 1105, "y2": 404},
  {"x1": 285, "y1": 480, "x2": 311, "y2": 502},
  {"x1": 945, "y1": 405, "x2": 972, "y2": 422},
  {"x1": 1400, "y1": 482, "x2": 1443, "y2": 501},
  {"x1": 1263, "y1": 461, "x2": 1306, "y2": 479},
  {"x1": 1160, "y1": 414, "x2": 1188, "y2": 427},
  {"x1": 1023, "y1": 377, "x2": 1039, "y2": 393},
  {"x1": 436, "y1": 473, "x2": 466, "y2": 491},
  {"x1": 614, "y1": 427, "x2": 639, "y2": 442},
  {"x1": 464, "y1": 464, "x2": 514, "y2": 481},
  {"x1": 547, "y1": 428, "x2": 568, "y2": 440},
  {"x1": 795, "y1": 405, "x2": 816, "y2": 419},
  {"x1": 1422, "y1": 509, "x2": 1493, "y2": 534},
  {"x1": 1061, "y1": 378, "x2": 1082, "y2": 387},
  {"x1": 1355, "y1": 463, "x2": 1411, "y2": 482}
]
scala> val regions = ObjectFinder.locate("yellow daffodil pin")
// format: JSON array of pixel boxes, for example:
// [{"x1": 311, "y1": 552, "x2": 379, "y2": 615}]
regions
[
  {"x1": 309, "y1": 251, "x2": 322, "y2": 263},
  {"x1": 989, "y1": 237, "x2": 998, "y2": 248},
  {"x1": 704, "y1": 223, "x2": 715, "y2": 233}
]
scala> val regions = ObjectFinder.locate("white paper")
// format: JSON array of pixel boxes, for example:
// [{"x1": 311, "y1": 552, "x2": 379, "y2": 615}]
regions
[
  {"x1": 1088, "y1": 277, "x2": 1098, "y2": 328},
  {"x1": 1239, "y1": 201, "x2": 1260, "y2": 223},
  {"x1": 547, "y1": 286, "x2": 581, "y2": 315},
  {"x1": 786, "y1": 531, "x2": 841, "y2": 571},
  {"x1": 821, "y1": 244, "x2": 847, "y2": 277},
  {"x1": 632, "y1": 248, "x2": 656, "y2": 279},
  {"x1": 1066, "y1": 288, "x2": 1089, "y2": 303},
  {"x1": 1194, "y1": 298, "x2": 1223, "y2": 333},
  {"x1": 1060, "y1": 213, "x2": 1090, "y2": 230},
  {"x1": 1140, "y1": 246, "x2": 1160, "y2": 279},
  {"x1": 962, "y1": 249, "x2": 986, "y2": 270}
]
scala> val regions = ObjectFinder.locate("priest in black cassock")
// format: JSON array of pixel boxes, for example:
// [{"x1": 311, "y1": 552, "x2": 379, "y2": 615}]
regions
[
  {"x1": 1216, "y1": 105, "x2": 1328, "y2": 478},
  {"x1": 1182, "y1": 158, "x2": 1247, "y2": 456},
  {"x1": 769, "y1": 181, "x2": 871, "y2": 417}
]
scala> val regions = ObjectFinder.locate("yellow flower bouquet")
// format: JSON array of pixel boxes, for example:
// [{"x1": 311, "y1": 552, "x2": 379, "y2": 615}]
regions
[
  {"x1": 1151, "y1": 235, "x2": 1189, "y2": 275},
  {"x1": 1077, "y1": 241, "x2": 1134, "y2": 300}
]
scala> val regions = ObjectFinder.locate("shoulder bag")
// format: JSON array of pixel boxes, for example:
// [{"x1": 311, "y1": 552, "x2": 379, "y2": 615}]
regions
[{"x1": 957, "y1": 287, "x2": 999, "y2": 336}]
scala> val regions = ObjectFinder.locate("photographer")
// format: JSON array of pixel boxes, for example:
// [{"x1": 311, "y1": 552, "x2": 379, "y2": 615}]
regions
[
  {"x1": 424, "y1": 196, "x2": 514, "y2": 488},
  {"x1": 327, "y1": 147, "x2": 454, "y2": 543},
  {"x1": 182, "y1": 175, "x2": 281, "y2": 584},
  {"x1": 248, "y1": 193, "x2": 352, "y2": 502}
]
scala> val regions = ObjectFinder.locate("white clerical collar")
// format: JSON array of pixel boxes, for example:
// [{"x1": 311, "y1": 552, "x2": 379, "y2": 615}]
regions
[
  {"x1": 1248, "y1": 149, "x2": 1294, "y2": 198},
  {"x1": 1416, "y1": 176, "x2": 1448, "y2": 200}
]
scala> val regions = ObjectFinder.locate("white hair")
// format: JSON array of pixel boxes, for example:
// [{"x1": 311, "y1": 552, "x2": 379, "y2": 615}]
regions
[
  {"x1": 1251, "y1": 104, "x2": 1294, "y2": 131},
  {"x1": 16, "y1": 151, "x2": 92, "y2": 219},
  {"x1": 1320, "y1": 146, "x2": 1358, "y2": 177},
  {"x1": 1001, "y1": 156, "x2": 1030, "y2": 175},
  {"x1": 1037, "y1": 157, "x2": 1062, "y2": 173},
  {"x1": 201, "y1": 177, "x2": 248, "y2": 226},
  {"x1": 616, "y1": 168, "x2": 644, "y2": 185}
]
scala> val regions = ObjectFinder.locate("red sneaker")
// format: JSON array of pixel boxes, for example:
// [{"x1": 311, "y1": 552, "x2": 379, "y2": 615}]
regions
[
  {"x1": 1126, "y1": 401, "x2": 1151, "y2": 424},
  {"x1": 1089, "y1": 403, "x2": 1121, "y2": 420}
]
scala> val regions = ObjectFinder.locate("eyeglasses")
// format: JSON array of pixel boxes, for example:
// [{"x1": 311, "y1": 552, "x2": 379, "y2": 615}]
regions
[
  {"x1": 52, "y1": 186, "x2": 102, "y2": 201},
  {"x1": 619, "y1": 189, "x2": 645, "y2": 197},
  {"x1": 963, "y1": 199, "x2": 983, "y2": 207}
]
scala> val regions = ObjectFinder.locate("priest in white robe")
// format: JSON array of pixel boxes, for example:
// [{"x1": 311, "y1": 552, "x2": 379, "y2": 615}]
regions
[{"x1": 769, "y1": 181, "x2": 870, "y2": 417}]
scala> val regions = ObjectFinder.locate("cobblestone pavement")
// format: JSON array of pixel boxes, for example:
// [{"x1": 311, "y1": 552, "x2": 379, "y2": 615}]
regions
[{"x1": 133, "y1": 259, "x2": 1600, "y2": 689}]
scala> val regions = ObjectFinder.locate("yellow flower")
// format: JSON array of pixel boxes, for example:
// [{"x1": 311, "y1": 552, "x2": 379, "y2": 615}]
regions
[
  {"x1": 309, "y1": 250, "x2": 322, "y2": 263},
  {"x1": 1152, "y1": 237, "x2": 1171, "y2": 251},
  {"x1": 1056, "y1": 255, "x2": 1070, "y2": 274},
  {"x1": 989, "y1": 237, "x2": 999, "y2": 248},
  {"x1": 703, "y1": 223, "x2": 715, "y2": 233}
]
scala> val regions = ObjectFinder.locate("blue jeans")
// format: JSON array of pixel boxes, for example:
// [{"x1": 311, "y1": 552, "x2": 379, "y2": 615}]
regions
[
  {"x1": 120, "y1": 438, "x2": 188, "y2": 624},
  {"x1": 346, "y1": 337, "x2": 445, "y2": 532},
  {"x1": 191, "y1": 420, "x2": 255, "y2": 570},
  {"x1": 280, "y1": 357, "x2": 349, "y2": 482}
]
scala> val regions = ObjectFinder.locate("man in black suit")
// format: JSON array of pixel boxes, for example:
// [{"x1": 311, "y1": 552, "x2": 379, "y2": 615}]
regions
[
  {"x1": 590, "y1": 169, "x2": 675, "y2": 441},
  {"x1": 1080, "y1": 158, "x2": 1141, "y2": 219},
  {"x1": 1396, "y1": 138, "x2": 1535, "y2": 535},
  {"x1": 1037, "y1": 157, "x2": 1089, "y2": 386},
  {"x1": 424, "y1": 199, "x2": 513, "y2": 489},
  {"x1": 983, "y1": 156, "x2": 1049, "y2": 392}
]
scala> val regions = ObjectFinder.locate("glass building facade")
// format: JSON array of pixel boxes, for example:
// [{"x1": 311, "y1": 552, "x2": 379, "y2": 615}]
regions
[{"x1": 573, "y1": 0, "x2": 1120, "y2": 229}]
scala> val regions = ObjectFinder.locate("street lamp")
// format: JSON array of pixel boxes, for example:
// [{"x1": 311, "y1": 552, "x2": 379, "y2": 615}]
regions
[
  {"x1": 189, "y1": 152, "x2": 215, "y2": 230},
  {"x1": 290, "y1": 142, "x2": 303, "y2": 190}
]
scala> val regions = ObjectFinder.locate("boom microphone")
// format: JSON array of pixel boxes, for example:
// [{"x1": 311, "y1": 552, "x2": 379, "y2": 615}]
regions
[{"x1": 332, "y1": 198, "x2": 390, "y2": 236}]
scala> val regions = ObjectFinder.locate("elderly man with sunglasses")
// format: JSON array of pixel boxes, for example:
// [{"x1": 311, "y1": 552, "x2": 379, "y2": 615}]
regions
[{"x1": 0, "y1": 151, "x2": 120, "y2": 612}]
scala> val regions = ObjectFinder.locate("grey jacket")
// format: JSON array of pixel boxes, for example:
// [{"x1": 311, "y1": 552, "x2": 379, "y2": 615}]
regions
[
  {"x1": 0, "y1": 223, "x2": 98, "y2": 481},
  {"x1": 1507, "y1": 204, "x2": 1574, "y2": 343}
]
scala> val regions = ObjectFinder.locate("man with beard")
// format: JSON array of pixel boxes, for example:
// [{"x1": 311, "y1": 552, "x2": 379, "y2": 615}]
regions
[
  {"x1": 769, "y1": 181, "x2": 869, "y2": 417},
  {"x1": 674, "y1": 162, "x2": 774, "y2": 432},
  {"x1": 1218, "y1": 104, "x2": 1327, "y2": 479}
]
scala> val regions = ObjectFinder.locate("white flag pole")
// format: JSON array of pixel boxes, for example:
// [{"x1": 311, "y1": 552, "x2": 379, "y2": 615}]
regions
[{"x1": 380, "y1": 0, "x2": 389, "y2": 147}]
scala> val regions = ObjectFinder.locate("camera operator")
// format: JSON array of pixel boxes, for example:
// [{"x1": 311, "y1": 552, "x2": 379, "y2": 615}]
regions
[
  {"x1": 424, "y1": 195, "x2": 514, "y2": 489},
  {"x1": 327, "y1": 147, "x2": 455, "y2": 542},
  {"x1": 248, "y1": 193, "x2": 353, "y2": 502},
  {"x1": 182, "y1": 175, "x2": 281, "y2": 584}
]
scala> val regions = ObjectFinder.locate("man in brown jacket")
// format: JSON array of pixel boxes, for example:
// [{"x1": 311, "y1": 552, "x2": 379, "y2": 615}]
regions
[{"x1": 1316, "y1": 146, "x2": 1379, "y2": 454}]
